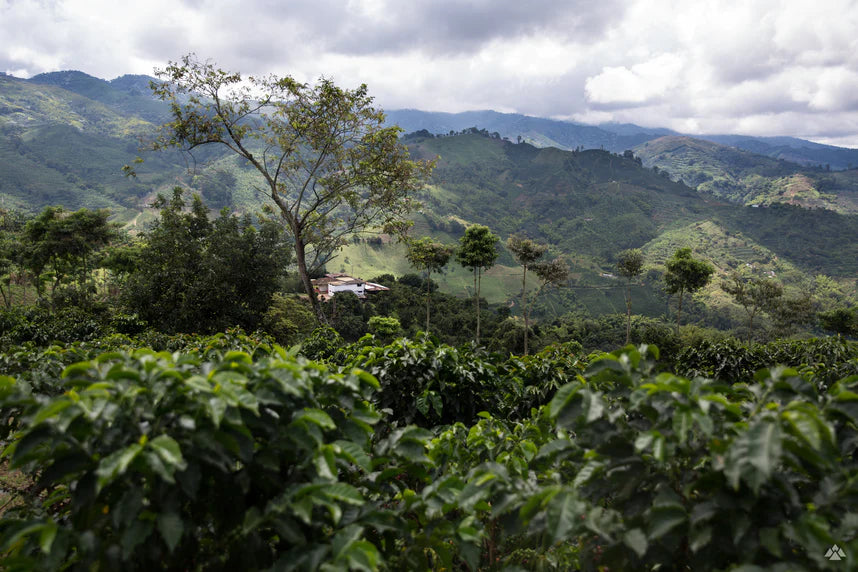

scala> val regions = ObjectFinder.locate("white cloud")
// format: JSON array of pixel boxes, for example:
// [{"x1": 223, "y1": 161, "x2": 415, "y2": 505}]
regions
[
  {"x1": 585, "y1": 54, "x2": 685, "y2": 105},
  {"x1": 3, "y1": 0, "x2": 858, "y2": 144}
]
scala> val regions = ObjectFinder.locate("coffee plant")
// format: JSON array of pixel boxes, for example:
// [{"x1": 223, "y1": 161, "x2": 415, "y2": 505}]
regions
[{"x1": 2, "y1": 336, "x2": 857, "y2": 569}]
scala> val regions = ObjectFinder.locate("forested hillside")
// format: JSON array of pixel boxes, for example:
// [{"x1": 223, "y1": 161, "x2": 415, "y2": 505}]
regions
[
  {"x1": 2, "y1": 69, "x2": 858, "y2": 332},
  {"x1": 3, "y1": 63, "x2": 858, "y2": 571},
  {"x1": 635, "y1": 136, "x2": 858, "y2": 213}
]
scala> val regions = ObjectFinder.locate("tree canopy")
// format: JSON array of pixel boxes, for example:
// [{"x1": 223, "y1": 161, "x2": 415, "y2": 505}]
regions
[
  {"x1": 507, "y1": 234, "x2": 568, "y2": 354},
  {"x1": 406, "y1": 237, "x2": 454, "y2": 333},
  {"x1": 142, "y1": 54, "x2": 433, "y2": 320},
  {"x1": 122, "y1": 189, "x2": 289, "y2": 333},
  {"x1": 664, "y1": 247, "x2": 714, "y2": 330},
  {"x1": 456, "y1": 225, "x2": 499, "y2": 344},
  {"x1": 721, "y1": 272, "x2": 785, "y2": 342}
]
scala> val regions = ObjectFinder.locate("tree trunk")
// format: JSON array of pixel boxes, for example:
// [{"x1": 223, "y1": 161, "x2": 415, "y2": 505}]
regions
[
  {"x1": 475, "y1": 268, "x2": 480, "y2": 344},
  {"x1": 425, "y1": 270, "x2": 431, "y2": 333},
  {"x1": 625, "y1": 281, "x2": 632, "y2": 345},
  {"x1": 522, "y1": 265, "x2": 529, "y2": 355},
  {"x1": 294, "y1": 236, "x2": 324, "y2": 323}
]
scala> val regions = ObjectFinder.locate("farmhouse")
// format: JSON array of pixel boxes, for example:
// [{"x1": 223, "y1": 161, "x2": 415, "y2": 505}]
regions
[{"x1": 311, "y1": 273, "x2": 390, "y2": 302}]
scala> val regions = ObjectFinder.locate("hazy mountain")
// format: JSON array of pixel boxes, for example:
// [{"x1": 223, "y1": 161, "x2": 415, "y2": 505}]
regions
[
  {"x1": 387, "y1": 109, "x2": 858, "y2": 174},
  {"x1": 634, "y1": 136, "x2": 858, "y2": 213},
  {"x1": 385, "y1": 109, "x2": 671, "y2": 152},
  {"x1": 696, "y1": 134, "x2": 858, "y2": 171},
  {"x1": 3, "y1": 70, "x2": 858, "y2": 321},
  {"x1": 362, "y1": 132, "x2": 858, "y2": 321},
  {"x1": 28, "y1": 70, "x2": 167, "y2": 122}
]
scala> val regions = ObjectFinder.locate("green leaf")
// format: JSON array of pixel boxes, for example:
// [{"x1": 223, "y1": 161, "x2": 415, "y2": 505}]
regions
[
  {"x1": 548, "y1": 382, "x2": 581, "y2": 420},
  {"x1": 184, "y1": 375, "x2": 212, "y2": 393},
  {"x1": 585, "y1": 392, "x2": 605, "y2": 422},
  {"x1": 546, "y1": 491, "x2": 582, "y2": 543},
  {"x1": 38, "y1": 521, "x2": 57, "y2": 554},
  {"x1": 673, "y1": 410, "x2": 693, "y2": 445},
  {"x1": 96, "y1": 443, "x2": 143, "y2": 491},
  {"x1": 33, "y1": 400, "x2": 74, "y2": 424},
  {"x1": 294, "y1": 408, "x2": 336, "y2": 430},
  {"x1": 207, "y1": 396, "x2": 227, "y2": 427},
  {"x1": 315, "y1": 445, "x2": 336, "y2": 479},
  {"x1": 333, "y1": 440, "x2": 371, "y2": 472},
  {"x1": 148, "y1": 435, "x2": 186, "y2": 471},
  {"x1": 746, "y1": 419, "x2": 782, "y2": 491},
  {"x1": 157, "y1": 512, "x2": 184, "y2": 553},
  {"x1": 341, "y1": 540, "x2": 380, "y2": 572},
  {"x1": 323, "y1": 483, "x2": 365, "y2": 506},
  {"x1": 759, "y1": 526, "x2": 782, "y2": 557},
  {"x1": 623, "y1": 528, "x2": 648, "y2": 558},
  {"x1": 690, "y1": 525, "x2": 712, "y2": 552},
  {"x1": 535, "y1": 438, "x2": 575, "y2": 460},
  {"x1": 648, "y1": 506, "x2": 686, "y2": 540},
  {"x1": 332, "y1": 524, "x2": 364, "y2": 561}
]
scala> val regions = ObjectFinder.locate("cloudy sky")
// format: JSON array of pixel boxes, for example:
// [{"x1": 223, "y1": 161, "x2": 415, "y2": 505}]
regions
[{"x1": 4, "y1": 0, "x2": 858, "y2": 146}]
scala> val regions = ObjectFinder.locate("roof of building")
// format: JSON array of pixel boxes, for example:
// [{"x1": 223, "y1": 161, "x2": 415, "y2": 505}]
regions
[{"x1": 311, "y1": 273, "x2": 390, "y2": 296}]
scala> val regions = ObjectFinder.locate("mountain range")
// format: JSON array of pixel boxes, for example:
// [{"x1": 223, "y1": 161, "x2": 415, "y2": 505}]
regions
[{"x1": 2, "y1": 69, "x2": 857, "y2": 325}]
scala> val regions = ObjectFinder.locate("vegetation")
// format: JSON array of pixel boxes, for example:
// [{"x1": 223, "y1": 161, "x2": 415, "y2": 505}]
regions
[
  {"x1": 142, "y1": 55, "x2": 433, "y2": 320},
  {"x1": 664, "y1": 247, "x2": 715, "y2": 331},
  {"x1": 456, "y1": 224, "x2": 499, "y2": 344},
  {"x1": 616, "y1": 248, "x2": 645, "y2": 344},
  {"x1": 2, "y1": 332, "x2": 858, "y2": 569},
  {"x1": 5, "y1": 61, "x2": 858, "y2": 570},
  {"x1": 405, "y1": 237, "x2": 454, "y2": 333},
  {"x1": 122, "y1": 189, "x2": 289, "y2": 333}
]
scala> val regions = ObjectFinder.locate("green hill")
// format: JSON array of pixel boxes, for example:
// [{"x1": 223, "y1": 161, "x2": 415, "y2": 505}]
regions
[
  {"x1": 634, "y1": 135, "x2": 858, "y2": 213},
  {"x1": 390, "y1": 133, "x2": 858, "y2": 320},
  {"x1": 2, "y1": 73, "x2": 858, "y2": 327},
  {"x1": 0, "y1": 73, "x2": 187, "y2": 216}
]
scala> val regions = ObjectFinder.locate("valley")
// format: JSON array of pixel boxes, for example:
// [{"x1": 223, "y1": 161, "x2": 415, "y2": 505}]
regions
[{"x1": 1, "y1": 70, "x2": 857, "y2": 332}]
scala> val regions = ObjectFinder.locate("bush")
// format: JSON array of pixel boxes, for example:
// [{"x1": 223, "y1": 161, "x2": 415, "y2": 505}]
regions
[
  {"x1": 675, "y1": 336, "x2": 858, "y2": 389},
  {"x1": 0, "y1": 348, "x2": 386, "y2": 569},
  {"x1": 344, "y1": 334, "x2": 505, "y2": 426}
]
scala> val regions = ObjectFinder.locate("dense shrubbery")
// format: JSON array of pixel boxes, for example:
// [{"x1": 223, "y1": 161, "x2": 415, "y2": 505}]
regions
[
  {"x1": 675, "y1": 336, "x2": 858, "y2": 388},
  {"x1": 2, "y1": 333, "x2": 857, "y2": 569}
]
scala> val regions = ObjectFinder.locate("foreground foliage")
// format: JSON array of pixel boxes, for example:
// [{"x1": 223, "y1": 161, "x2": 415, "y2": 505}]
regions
[{"x1": 1, "y1": 336, "x2": 857, "y2": 570}]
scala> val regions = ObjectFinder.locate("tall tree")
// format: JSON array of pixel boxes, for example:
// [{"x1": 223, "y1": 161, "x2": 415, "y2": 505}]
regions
[
  {"x1": 663, "y1": 247, "x2": 714, "y2": 331},
  {"x1": 123, "y1": 189, "x2": 289, "y2": 333},
  {"x1": 617, "y1": 248, "x2": 645, "y2": 345},
  {"x1": 507, "y1": 234, "x2": 546, "y2": 355},
  {"x1": 721, "y1": 272, "x2": 784, "y2": 342},
  {"x1": 0, "y1": 209, "x2": 26, "y2": 307},
  {"x1": 139, "y1": 55, "x2": 433, "y2": 321},
  {"x1": 21, "y1": 206, "x2": 114, "y2": 307},
  {"x1": 405, "y1": 237, "x2": 453, "y2": 333},
  {"x1": 456, "y1": 225, "x2": 499, "y2": 344},
  {"x1": 507, "y1": 235, "x2": 569, "y2": 354}
]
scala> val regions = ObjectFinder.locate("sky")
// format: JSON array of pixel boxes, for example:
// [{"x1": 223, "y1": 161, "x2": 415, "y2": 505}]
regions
[{"x1": 4, "y1": 0, "x2": 858, "y2": 146}]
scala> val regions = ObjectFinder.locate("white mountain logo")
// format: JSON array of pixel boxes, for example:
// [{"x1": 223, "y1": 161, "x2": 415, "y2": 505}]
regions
[{"x1": 825, "y1": 544, "x2": 846, "y2": 561}]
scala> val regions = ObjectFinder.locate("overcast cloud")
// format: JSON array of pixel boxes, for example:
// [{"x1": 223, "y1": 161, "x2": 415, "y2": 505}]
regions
[{"x1": 4, "y1": 0, "x2": 858, "y2": 146}]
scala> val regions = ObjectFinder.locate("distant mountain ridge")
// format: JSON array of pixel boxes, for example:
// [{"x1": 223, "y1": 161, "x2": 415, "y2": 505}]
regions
[
  {"x1": 386, "y1": 109, "x2": 858, "y2": 171},
  {"x1": 3, "y1": 67, "x2": 858, "y2": 218},
  {"x1": 384, "y1": 109, "x2": 673, "y2": 153},
  {"x1": 634, "y1": 135, "x2": 858, "y2": 213},
  {"x1": 3, "y1": 70, "x2": 858, "y2": 323}
]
